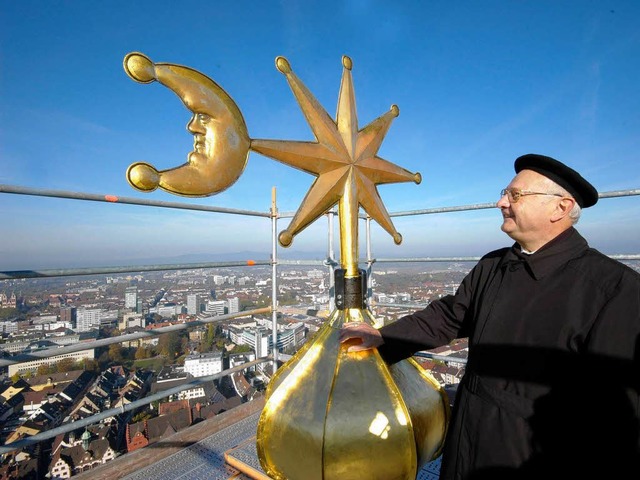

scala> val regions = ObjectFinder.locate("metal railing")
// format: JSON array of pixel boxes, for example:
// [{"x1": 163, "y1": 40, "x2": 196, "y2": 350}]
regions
[{"x1": 0, "y1": 183, "x2": 638, "y2": 456}]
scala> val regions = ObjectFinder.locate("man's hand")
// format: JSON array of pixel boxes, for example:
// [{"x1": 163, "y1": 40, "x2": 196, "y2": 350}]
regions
[{"x1": 339, "y1": 322, "x2": 384, "y2": 353}]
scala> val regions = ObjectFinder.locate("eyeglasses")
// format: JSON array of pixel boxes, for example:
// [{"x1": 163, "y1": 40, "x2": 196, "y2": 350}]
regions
[{"x1": 500, "y1": 187, "x2": 565, "y2": 203}]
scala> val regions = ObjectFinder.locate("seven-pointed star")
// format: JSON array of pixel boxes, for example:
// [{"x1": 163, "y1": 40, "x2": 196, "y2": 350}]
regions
[{"x1": 250, "y1": 56, "x2": 421, "y2": 248}]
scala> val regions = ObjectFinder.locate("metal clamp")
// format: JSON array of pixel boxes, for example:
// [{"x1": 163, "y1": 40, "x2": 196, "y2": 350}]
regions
[{"x1": 334, "y1": 268, "x2": 367, "y2": 310}]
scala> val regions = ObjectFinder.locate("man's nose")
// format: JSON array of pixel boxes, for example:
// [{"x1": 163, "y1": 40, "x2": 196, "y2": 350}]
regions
[{"x1": 187, "y1": 115, "x2": 205, "y2": 134}]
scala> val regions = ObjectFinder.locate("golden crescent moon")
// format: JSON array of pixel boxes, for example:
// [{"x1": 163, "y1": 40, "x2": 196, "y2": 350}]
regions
[{"x1": 123, "y1": 52, "x2": 250, "y2": 197}]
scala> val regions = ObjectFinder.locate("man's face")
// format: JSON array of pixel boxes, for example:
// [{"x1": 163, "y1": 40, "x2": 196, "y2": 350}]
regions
[
  {"x1": 497, "y1": 170, "x2": 560, "y2": 246},
  {"x1": 187, "y1": 113, "x2": 217, "y2": 160}
]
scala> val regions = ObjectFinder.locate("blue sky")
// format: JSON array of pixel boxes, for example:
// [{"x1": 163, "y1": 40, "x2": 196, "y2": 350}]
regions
[{"x1": 1, "y1": 1, "x2": 639, "y2": 270}]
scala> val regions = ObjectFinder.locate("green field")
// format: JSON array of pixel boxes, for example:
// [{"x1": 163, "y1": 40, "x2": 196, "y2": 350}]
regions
[{"x1": 133, "y1": 356, "x2": 167, "y2": 372}]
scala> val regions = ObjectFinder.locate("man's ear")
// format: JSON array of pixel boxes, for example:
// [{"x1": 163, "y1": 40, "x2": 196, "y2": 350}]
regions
[{"x1": 551, "y1": 198, "x2": 575, "y2": 222}]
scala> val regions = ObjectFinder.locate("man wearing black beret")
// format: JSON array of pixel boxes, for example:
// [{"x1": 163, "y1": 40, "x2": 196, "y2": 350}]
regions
[{"x1": 341, "y1": 154, "x2": 640, "y2": 478}]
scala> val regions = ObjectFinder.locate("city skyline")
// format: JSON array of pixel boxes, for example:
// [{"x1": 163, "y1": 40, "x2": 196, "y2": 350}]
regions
[{"x1": 1, "y1": 2, "x2": 639, "y2": 271}]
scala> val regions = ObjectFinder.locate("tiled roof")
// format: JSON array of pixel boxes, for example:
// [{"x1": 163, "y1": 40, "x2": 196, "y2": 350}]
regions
[{"x1": 145, "y1": 409, "x2": 192, "y2": 442}]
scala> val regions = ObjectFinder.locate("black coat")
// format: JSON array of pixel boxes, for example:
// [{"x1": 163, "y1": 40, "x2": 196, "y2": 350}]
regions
[{"x1": 378, "y1": 228, "x2": 640, "y2": 479}]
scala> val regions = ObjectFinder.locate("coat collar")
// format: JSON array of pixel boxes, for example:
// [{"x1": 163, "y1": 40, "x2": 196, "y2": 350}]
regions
[{"x1": 500, "y1": 227, "x2": 589, "y2": 280}]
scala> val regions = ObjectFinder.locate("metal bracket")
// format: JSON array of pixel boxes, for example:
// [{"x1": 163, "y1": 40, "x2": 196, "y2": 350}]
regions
[{"x1": 334, "y1": 269, "x2": 367, "y2": 310}]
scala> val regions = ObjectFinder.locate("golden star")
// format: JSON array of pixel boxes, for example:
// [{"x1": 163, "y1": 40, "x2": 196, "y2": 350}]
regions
[{"x1": 250, "y1": 56, "x2": 421, "y2": 249}]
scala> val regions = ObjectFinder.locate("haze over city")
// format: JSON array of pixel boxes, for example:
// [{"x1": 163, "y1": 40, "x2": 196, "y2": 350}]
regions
[{"x1": 1, "y1": 1, "x2": 639, "y2": 270}]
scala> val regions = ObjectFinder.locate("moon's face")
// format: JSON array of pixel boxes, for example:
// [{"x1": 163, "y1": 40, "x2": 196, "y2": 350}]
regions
[
  {"x1": 188, "y1": 113, "x2": 213, "y2": 157},
  {"x1": 123, "y1": 52, "x2": 250, "y2": 197}
]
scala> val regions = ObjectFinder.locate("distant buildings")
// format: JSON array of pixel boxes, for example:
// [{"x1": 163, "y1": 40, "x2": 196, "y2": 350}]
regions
[
  {"x1": 118, "y1": 312, "x2": 145, "y2": 331},
  {"x1": 76, "y1": 308, "x2": 117, "y2": 332},
  {"x1": 195, "y1": 297, "x2": 240, "y2": 316},
  {"x1": 0, "y1": 291, "x2": 17, "y2": 308},
  {"x1": 6, "y1": 367, "x2": 150, "y2": 478},
  {"x1": 7, "y1": 349, "x2": 95, "y2": 377},
  {"x1": 223, "y1": 318, "x2": 307, "y2": 358},
  {"x1": 1, "y1": 333, "x2": 75, "y2": 354},
  {"x1": 149, "y1": 303, "x2": 183, "y2": 318},
  {"x1": 308, "y1": 269, "x2": 324, "y2": 279},
  {"x1": 1, "y1": 369, "x2": 97, "y2": 466},
  {"x1": 183, "y1": 351, "x2": 223, "y2": 378},
  {"x1": 205, "y1": 300, "x2": 226, "y2": 316},
  {"x1": 415, "y1": 338, "x2": 468, "y2": 387},
  {"x1": 0, "y1": 320, "x2": 19, "y2": 334},
  {"x1": 124, "y1": 286, "x2": 137, "y2": 309},
  {"x1": 59, "y1": 307, "x2": 76, "y2": 328},
  {"x1": 152, "y1": 364, "x2": 228, "y2": 403},
  {"x1": 49, "y1": 424, "x2": 118, "y2": 478},
  {"x1": 67, "y1": 367, "x2": 128, "y2": 421}
]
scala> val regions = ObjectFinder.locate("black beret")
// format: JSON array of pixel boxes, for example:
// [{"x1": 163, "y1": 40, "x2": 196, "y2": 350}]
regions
[{"x1": 514, "y1": 153, "x2": 599, "y2": 208}]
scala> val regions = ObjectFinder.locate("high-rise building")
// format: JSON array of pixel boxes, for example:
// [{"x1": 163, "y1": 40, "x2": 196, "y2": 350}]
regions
[
  {"x1": 187, "y1": 294, "x2": 201, "y2": 315},
  {"x1": 60, "y1": 306, "x2": 77, "y2": 328},
  {"x1": 227, "y1": 297, "x2": 240, "y2": 314},
  {"x1": 254, "y1": 328, "x2": 270, "y2": 358},
  {"x1": 125, "y1": 286, "x2": 137, "y2": 309}
]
